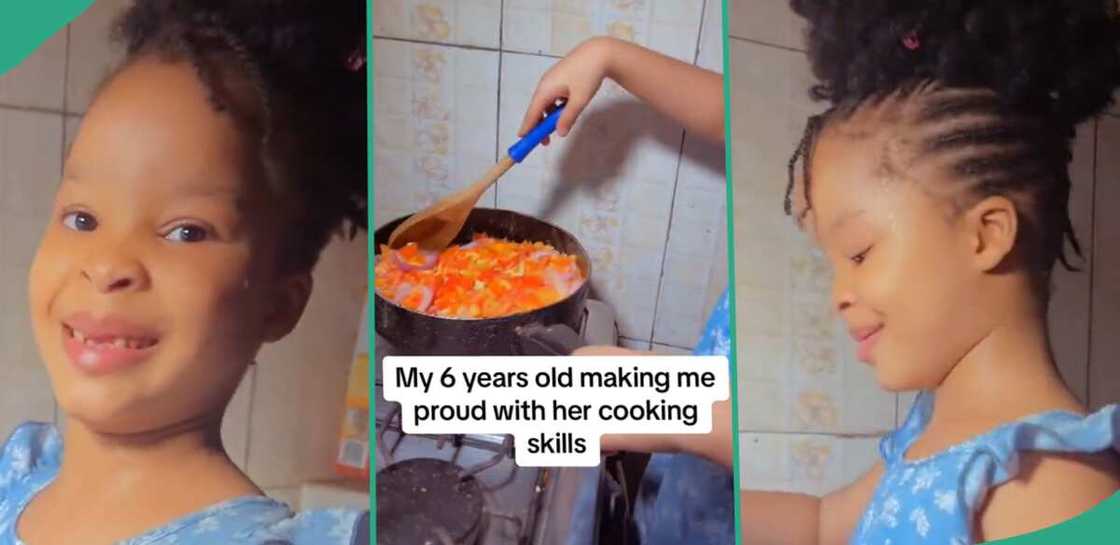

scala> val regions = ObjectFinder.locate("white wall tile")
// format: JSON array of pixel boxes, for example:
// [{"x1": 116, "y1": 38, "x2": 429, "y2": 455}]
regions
[
  {"x1": 695, "y1": 0, "x2": 725, "y2": 72},
  {"x1": 66, "y1": 0, "x2": 129, "y2": 113},
  {"x1": 374, "y1": 0, "x2": 502, "y2": 49},
  {"x1": 739, "y1": 432, "x2": 881, "y2": 494},
  {"x1": 246, "y1": 235, "x2": 368, "y2": 488},
  {"x1": 372, "y1": 39, "x2": 499, "y2": 227},
  {"x1": 299, "y1": 481, "x2": 370, "y2": 510},
  {"x1": 1090, "y1": 116, "x2": 1120, "y2": 408},
  {"x1": 503, "y1": 0, "x2": 703, "y2": 61},
  {"x1": 620, "y1": 337, "x2": 651, "y2": 351},
  {"x1": 731, "y1": 37, "x2": 893, "y2": 434},
  {"x1": 0, "y1": 29, "x2": 67, "y2": 111},
  {"x1": 652, "y1": 342, "x2": 691, "y2": 355},
  {"x1": 498, "y1": 53, "x2": 685, "y2": 339},
  {"x1": 0, "y1": 213, "x2": 47, "y2": 277},
  {"x1": 654, "y1": 134, "x2": 727, "y2": 347},
  {"x1": 728, "y1": 0, "x2": 806, "y2": 51},
  {"x1": 0, "y1": 108, "x2": 63, "y2": 220},
  {"x1": 0, "y1": 265, "x2": 55, "y2": 435}
]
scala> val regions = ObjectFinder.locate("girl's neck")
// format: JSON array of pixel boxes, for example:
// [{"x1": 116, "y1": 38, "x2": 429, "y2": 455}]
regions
[
  {"x1": 930, "y1": 295, "x2": 1083, "y2": 429},
  {"x1": 52, "y1": 412, "x2": 257, "y2": 499}
]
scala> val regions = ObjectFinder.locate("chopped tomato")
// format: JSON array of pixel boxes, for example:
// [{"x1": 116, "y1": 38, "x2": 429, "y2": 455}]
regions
[{"x1": 375, "y1": 235, "x2": 585, "y2": 319}]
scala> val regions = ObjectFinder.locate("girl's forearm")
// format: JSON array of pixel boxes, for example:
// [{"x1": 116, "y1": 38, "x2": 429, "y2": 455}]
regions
[
  {"x1": 681, "y1": 398, "x2": 735, "y2": 467},
  {"x1": 740, "y1": 490, "x2": 823, "y2": 545},
  {"x1": 599, "y1": 37, "x2": 725, "y2": 143}
]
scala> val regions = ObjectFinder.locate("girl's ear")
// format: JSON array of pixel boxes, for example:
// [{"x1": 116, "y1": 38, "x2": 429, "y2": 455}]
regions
[
  {"x1": 963, "y1": 195, "x2": 1019, "y2": 273},
  {"x1": 262, "y1": 273, "x2": 312, "y2": 343}
]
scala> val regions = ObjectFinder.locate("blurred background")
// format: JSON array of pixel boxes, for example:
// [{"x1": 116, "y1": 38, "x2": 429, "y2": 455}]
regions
[
  {"x1": 372, "y1": 0, "x2": 729, "y2": 354},
  {"x1": 729, "y1": 0, "x2": 1120, "y2": 496},
  {"x1": 0, "y1": 0, "x2": 368, "y2": 509}
]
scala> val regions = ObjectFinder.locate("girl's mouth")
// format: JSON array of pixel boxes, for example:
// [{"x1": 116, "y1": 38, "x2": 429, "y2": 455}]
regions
[
  {"x1": 851, "y1": 325, "x2": 884, "y2": 363},
  {"x1": 64, "y1": 324, "x2": 158, "y2": 350},
  {"x1": 60, "y1": 315, "x2": 161, "y2": 375}
]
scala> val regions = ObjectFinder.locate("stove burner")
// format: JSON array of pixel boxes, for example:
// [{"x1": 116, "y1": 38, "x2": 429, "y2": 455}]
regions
[{"x1": 377, "y1": 458, "x2": 485, "y2": 545}]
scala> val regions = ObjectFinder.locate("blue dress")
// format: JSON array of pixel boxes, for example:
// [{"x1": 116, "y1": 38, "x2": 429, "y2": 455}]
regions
[
  {"x1": 851, "y1": 391, "x2": 1120, "y2": 545},
  {"x1": 566, "y1": 290, "x2": 735, "y2": 545},
  {"x1": 633, "y1": 291, "x2": 735, "y2": 545},
  {"x1": 0, "y1": 423, "x2": 369, "y2": 545}
]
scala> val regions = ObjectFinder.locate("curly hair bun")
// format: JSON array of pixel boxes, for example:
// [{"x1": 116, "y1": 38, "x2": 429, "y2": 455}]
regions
[{"x1": 790, "y1": 0, "x2": 1120, "y2": 128}]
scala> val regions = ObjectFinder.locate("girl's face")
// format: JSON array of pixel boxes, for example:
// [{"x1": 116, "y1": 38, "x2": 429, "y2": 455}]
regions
[
  {"x1": 29, "y1": 58, "x2": 304, "y2": 434},
  {"x1": 804, "y1": 112, "x2": 994, "y2": 392}
]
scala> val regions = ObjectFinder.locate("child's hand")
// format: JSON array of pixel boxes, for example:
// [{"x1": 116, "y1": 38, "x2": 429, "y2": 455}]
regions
[
  {"x1": 571, "y1": 345, "x2": 686, "y2": 455},
  {"x1": 518, "y1": 37, "x2": 617, "y2": 145}
]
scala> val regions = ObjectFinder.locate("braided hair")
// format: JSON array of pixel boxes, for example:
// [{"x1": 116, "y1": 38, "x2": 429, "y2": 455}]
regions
[
  {"x1": 784, "y1": 0, "x2": 1120, "y2": 285},
  {"x1": 110, "y1": 0, "x2": 367, "y2": 273}
]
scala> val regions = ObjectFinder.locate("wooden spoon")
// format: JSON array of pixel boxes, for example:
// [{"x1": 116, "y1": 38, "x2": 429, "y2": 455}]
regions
[{"x1": 387, "y1": 104, "x2": 566, "y2": 252}]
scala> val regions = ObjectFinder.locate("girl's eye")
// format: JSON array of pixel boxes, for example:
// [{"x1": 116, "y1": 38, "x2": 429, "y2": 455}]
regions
[
  {"x1": 62, "y1": 211, "x2": 98, "y2": 232},
  {"x1": 850, "y1": 247, "x2": 872, "y2": 265},
  {"x1": 164, "y1": 224, "x2": 209, "y2": 243}
]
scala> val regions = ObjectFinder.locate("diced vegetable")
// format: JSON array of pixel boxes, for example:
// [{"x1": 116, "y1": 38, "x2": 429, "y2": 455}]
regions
[{"x1": 375, "y1": 234, "x2": 585, "y2": 319}]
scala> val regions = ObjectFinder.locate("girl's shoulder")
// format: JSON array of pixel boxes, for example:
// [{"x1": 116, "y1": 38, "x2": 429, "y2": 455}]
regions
[
  {"x1": 241, "y1": 507, "x2": 369, "y2": 545},
  {"x1": 149, "y1": 498, "x2": 368, "y2": 545},
  {"x1": 0, "y1": 422, "x2": 61, "y2": 492}
]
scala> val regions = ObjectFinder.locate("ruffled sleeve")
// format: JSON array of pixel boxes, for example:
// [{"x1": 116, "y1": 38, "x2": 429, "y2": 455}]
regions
[
  {"x1": 879, "y1": 392, "x2": 934, "y2": 466},
  {"x1": 958, "y1": 404, "x2": 1120, "y2": 513},
  {"x1": 0, "y1": 422, "x2": 61, "y2": 493},
  {"x1": 243, "y1": 507, "x2": 367, "y2": 545}
]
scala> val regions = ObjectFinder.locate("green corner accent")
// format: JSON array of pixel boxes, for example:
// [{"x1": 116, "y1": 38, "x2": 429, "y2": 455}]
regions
[
  {"x1": 0, "y1": 2, "x2": 93, "y2": 76},
  {"x1": 988, "y1": 491, "x2": 1120, "y2": 544},
  {"x1": 719, "y1": 2, "x2": 743, "y2": 545}
]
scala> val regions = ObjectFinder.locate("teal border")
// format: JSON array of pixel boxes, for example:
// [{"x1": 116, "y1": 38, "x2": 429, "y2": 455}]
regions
[
  {"x1": 720, "y1": 1, "x2": 743, "y2": 545},
  {"x1": 0, "y1": 2, "x2": 92, "y2": 75}
]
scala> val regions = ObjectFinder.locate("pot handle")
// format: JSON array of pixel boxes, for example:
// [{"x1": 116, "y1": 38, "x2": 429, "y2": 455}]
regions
[{"x1": 514, "y1": 322, "x2": 587, "y2": 355}]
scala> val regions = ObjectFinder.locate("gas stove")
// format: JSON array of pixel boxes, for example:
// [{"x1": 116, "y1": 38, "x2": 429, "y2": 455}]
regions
[{"x1": 373, "y1": 299, "x2": 621, "y2": 545}]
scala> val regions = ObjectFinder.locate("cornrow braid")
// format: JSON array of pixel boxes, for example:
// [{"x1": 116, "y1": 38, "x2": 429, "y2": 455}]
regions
[{"x1": 784, "y1": 112, "x2": 828, "y2": 220}]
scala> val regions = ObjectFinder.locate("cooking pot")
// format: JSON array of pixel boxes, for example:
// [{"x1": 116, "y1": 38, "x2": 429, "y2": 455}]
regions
[{"x1": 374, "y1": 208, "x2": 591, "y2": 356}]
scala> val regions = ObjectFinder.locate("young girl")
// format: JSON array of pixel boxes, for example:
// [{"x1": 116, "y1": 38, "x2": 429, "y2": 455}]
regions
[
  {"x1": 0, "y1": 2, "x2": 367, "y2": 544},
  {"x1": 519, "y1": 37, "x2": 735, "y2": 545},
  {"x1": 590, "y1": 1, "x2": 1120, "y2": 544}
]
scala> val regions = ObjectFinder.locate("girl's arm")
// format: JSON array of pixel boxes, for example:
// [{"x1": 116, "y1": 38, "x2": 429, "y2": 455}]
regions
[
  {"x1": 575, "y1": 344, "x2": 880, "y2": 545},
  {"x1": 519, "y1": 37, "x2": 724, "y2": 144},
  {"x1": 740, "y1": 464, "x2": 884, "y2": 545}
]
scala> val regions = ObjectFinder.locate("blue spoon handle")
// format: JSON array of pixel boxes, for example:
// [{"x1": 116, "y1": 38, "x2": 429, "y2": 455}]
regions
[{"x1": 507, "y1": 104, "x2": 566, "y2": 163}]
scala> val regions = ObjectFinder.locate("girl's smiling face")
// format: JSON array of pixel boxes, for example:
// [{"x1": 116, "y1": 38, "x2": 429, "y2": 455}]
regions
[
  {"x1": 802, "y1": 107, "x2": 999, "y2": 392},
  {"x1": 29, "y1": 58, "x2": 306, "y2": 434}
]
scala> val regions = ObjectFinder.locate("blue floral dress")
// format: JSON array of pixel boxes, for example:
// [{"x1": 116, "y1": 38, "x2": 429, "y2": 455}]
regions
[
  {"x1": 851, "y1": 391, "x2": 1119, "y2": 545},
  {"x1": 0, "y1": 423, "x2": 369, "y2": 545}
]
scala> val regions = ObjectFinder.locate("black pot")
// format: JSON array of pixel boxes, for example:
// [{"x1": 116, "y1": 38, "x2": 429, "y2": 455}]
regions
[{"x1": 374, "y1": 208, "x2": 591, "y2": 356}]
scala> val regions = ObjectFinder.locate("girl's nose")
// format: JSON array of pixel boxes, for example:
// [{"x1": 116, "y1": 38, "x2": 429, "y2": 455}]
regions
[
  {"x1": 832, "y1": 273, "x2": 855, "y2": 314},
  {"x1": 82, "y1": 253, "x2": 150, "y2": 293}
]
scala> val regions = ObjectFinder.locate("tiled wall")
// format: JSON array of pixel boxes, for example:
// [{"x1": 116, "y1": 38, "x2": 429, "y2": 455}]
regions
[
  {"x1": 729, "y1": 0, "x2": 1120, "y2": 495},
  {"x1": 0, "y1": 1, "x2": 367, "y2": 504},
  {"x1": 373, "y1": 0, "x2": 729, "y2": 353}
]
